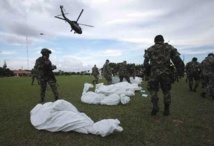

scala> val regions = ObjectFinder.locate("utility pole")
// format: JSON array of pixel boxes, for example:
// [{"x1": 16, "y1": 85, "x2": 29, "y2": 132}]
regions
[{"x1": 26, "y1": 36, "x2": 29, "y2": 70}]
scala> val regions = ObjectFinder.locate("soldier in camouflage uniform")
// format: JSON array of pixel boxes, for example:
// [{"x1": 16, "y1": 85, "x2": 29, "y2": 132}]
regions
[
  {"x1": 92, "y1": 65, "x2": 99, "y2": 84},
  {"x1": 201, "y1": 53, "x2": 214, "y2": 99},
  {"x1": 185, "y1": 57, "x2": 201, "y2": 92},
  {"x1": 130, "y1": 65, "x2": 136, "y2": 80},
  {"x1": 144, "y1": 35, "x2": 184, "y2": 116},
  {"x1": 118, "y1": 61, "x2": 131, "y2": 83},
  {"x1": 31, "y1": 67, "x2": 40, "y2": 85},
  {"x1": 35, "y1": 48, "x2": 59, "y2": 103},
  {"x1": 103, "y1": 59, "x2": 112, "y2": 85}
]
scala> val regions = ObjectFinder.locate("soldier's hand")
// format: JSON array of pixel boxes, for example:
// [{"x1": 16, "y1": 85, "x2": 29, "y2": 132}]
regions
[{"x1": 60, "y1": 5, "x2": 63, "y2": 9}]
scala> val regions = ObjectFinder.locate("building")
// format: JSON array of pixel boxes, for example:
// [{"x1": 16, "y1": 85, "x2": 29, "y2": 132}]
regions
[{"x1": 12, "y1": 70, "x2": 31, "y2": 76}]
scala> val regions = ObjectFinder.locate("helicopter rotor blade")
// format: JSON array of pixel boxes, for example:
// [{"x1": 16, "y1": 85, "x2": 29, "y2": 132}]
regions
[
  {"x1": 55, "y1": 13, "x2": 69, "y2": 17},
  {"x1": 54, "y1": 16, "x2": 66, "y2": 21},
  {"x1": 78, "y1": 23, "x2": 94, "y2": 27},
  {"x1": 63, "y1": 7, "x2": 66, "y2": 12},
  {"x1": 76, "y1": 9, "x2": 84, "y2": 22}
]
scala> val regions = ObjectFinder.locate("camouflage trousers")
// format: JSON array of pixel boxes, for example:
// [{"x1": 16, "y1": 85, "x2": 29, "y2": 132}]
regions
[
  {"x1": 39, "y1": 78, "x2": 59, "y2": 100},
  {"x1": 188, "y1": 72, "x2": 200, "y2": 90},
  {"x1": 202, "y1": 75, "x2": 214, "y2": 97},
  {"x1": 104, "y1": 74, "x2": 112, "y2": 85},
  {"x1": 92, "y1": 75, "x2": 99, "y2": 84},
  {"x1": 147, "y1": 72, "x2": 172, "y2": 104},
  {"x1": 119, "y1": 75, "x2": 130, "y2": 83}
]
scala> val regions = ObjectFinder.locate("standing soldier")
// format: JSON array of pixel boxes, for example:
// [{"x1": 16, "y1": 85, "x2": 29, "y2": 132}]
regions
[
  {"x1": 118, "y1": 61, "x2": 131, "y2": 83},
  {"x1": 92, "y1": 65, "x2": 99, "y2": 84},
  {"x1": 201, "y1": 53, "x2": 214, "y2": 99},
  {"x1": 143, "y1": 35, "x2": 184, "y2": 116},
  {"x1": 185, "y1": 57, "x2": 201, "y2": 92},
  {"x1": 130, "y1": 65, "x2": 136, "y2": 80},
  {"x1": 31, "y1": 67, "x2": 40, "y2": 85},
  {"x1": 35, "y1": 48, "x2": 60, "y2": 103},
  {"x1": 103, "y1": 59, "x2": 112, "y2": 85}
]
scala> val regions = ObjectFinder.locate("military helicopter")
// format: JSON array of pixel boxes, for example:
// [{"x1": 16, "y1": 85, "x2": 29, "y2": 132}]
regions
[{"x1": 55, "y1": 5, "x2": 94, "y2": 34}]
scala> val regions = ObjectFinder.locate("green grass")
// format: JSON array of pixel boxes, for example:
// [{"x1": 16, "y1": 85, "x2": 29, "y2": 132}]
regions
[{"x1": 0, "y1": 76, "x2": 214, "y2": 146}]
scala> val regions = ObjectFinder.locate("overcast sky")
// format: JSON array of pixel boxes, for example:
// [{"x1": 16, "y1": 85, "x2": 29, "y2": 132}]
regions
[{"x1": 0, "y1": 0, "x2": 213, "y2": 72}]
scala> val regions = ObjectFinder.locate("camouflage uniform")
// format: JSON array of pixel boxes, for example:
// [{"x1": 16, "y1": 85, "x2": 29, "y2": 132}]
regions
[
  {"x1": 103, "y1": 60, "x2": 112, "y2": 85},
  {"x1": 201, "y1": 54, "x2": 214, "y2": 98},
  {"x1": 35, "y1": 48, "x2": 59, "y2": 102},
  {"x1": 185, "y1": 58, "x2": 201, "y2": 91},
  {"x1": 31, "y1": 67, "x2": 40, "y2": 85},
  {"x1": 118, "y1": 61, "x2": 131, "y2": 83},
  {"x1": 92, "y1": 65, "x2": 99, "y2": 84},
  {"x1": 144, "y1": 35, "x2": 184, "y2": 116},
  {"x1": 130, "y1": 66, "x2": 136, "y2": 79}
]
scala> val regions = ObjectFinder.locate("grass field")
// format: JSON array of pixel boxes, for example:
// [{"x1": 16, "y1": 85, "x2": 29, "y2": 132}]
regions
[{"x1": 0, "y1": 75, "x2": 214, "y2": 146}]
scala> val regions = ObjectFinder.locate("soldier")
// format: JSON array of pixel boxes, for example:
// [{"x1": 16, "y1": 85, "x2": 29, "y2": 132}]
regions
[
  {"x1": 118, "y1": 61, "x2": 131, "y2": 83},
  {"x1": 103, "y1": 59, "x2": 112, "y2": 85},
  {"x1": 201, "y1": 53, "x2": 214, "y2": 99},
  {"x1": 92, "y1": 65, "x2": 99, "y2": 84},
  {"x1": 35, "y1": 48, "x2": 60, "y2": 103},
  {"x1": 31, "y1": 67, "x2": 40, "y2": 85},
  {"x1": 185, "y1": 57, "x2": 201, "y2": 92},
  {"x1": 130, "y1": 65, "x2": 136, "y2": 80},
  {"x1": 143, "y1": 35, "x2": 184, "y2": 116}
]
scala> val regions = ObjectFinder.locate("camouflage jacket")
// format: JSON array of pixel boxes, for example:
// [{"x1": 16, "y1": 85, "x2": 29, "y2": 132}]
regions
[
  {"x1": 103, "y1": 63, "x2": 112, "y2": 76},
  {"x1": 92, "y1": 67, "x2": 99, "y2": 75},
  {"x1": 201, "y1": 56, "x2": 214, "y2": 76},
  {"x1": 144, "y1": 43, "x2": 184, "y2": 76},
  {"x1": 186, "y1": 61, "x2": 201, "y2": 74},
  {"x1": 35, "y1": 56, "x2": 55, "y2": 80},
  {"x1": 119, "y1": 63, "x2": 129, "y2": 76}
]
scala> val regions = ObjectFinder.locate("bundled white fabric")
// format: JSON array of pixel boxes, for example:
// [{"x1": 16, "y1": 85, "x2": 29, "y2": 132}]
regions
[
  {"x1": 130, "y1": 77, "x2": 142, "y2": 85},
  {"x1": 112, "y1": 76, "x2": 142, "y2": 85},
  {"x1": 120, "y1": 94, "x2": 130, "y2": 104},
  {"x1": 30, "y1": 100, "x2": 123, "y2": 137},
  {"x1": 95, "y1": 82, "x2": 141, "y2": 96},
  {"x1": 112, "y1": 76, "x2": 120, "y2": 84},
  {"x1": 81, "y1": 83, "x2": 131, "y2": 105},
  {"x1": 100, "y1": 94, "x2": 121, "y2": 105}
]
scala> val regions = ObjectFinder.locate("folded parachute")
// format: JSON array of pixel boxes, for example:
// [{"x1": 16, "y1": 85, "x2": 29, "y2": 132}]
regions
[{"x1": 30, "y1": 100, "x2": 123, "y2": 137}]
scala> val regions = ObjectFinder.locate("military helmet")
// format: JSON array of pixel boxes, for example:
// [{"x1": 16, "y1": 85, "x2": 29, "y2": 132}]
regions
[
  {"x1": 192, "y1": 57, "x2": 197, "y2": 61},
  {"x1": 41, "y1": 48, "x2": 52, "y2": 55},
  {"x1": 154, "y1": 35, "x2": 164, "y2": 43},
  {"x1": 208, "y1": 53, "x2": 214, "y2": 57}
]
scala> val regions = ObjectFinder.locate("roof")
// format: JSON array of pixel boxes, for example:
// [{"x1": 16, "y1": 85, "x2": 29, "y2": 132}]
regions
[{"x1": 12, "y1": 70, "x2": 31, "y2": 74}]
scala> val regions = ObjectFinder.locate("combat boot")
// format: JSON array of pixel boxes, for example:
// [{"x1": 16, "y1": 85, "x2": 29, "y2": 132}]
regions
[
  {"x1": 55, "y1": 96, "x2": 61, "y2": 101},
  {"x1": 151, "y1": 98, "x2": 159, "y2": 115},
  {"x1": 163, "y1": 103, "x2": 170, "y2": 116}
]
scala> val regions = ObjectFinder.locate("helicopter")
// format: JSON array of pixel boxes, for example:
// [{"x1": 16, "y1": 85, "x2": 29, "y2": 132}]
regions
[{"x1": 55, "y1": 5, "x2": 94, "y2": 34}]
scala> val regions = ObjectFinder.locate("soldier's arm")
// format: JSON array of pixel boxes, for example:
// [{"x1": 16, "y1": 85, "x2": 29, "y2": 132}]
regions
[
  {"x1": 171, "y1": 49, "x2": 184, "y2": 76},
  {"x1": 143, "y1": 49, "x2": 150, "y2": 70}
]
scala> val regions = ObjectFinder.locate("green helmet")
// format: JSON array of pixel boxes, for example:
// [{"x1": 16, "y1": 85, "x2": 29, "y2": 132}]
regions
[{"x1": 41, "y1": 48, "x2": 52, "y2": 55}]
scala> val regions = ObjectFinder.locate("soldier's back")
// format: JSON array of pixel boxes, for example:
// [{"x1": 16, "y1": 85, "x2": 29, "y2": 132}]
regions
[{"x1": 147, "y1": 43, "x2": 174, "y2": 72}]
